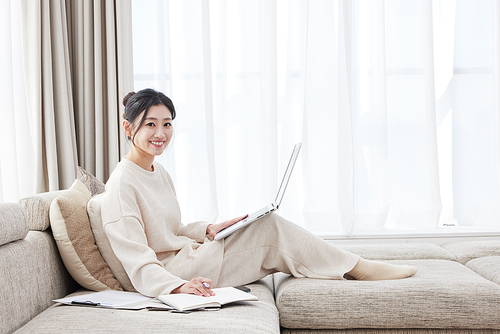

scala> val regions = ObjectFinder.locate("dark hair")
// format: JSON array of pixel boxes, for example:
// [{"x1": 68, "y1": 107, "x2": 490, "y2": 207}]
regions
[{"x1": 122, "y1": 88, "x2": 176, "y2": 142}]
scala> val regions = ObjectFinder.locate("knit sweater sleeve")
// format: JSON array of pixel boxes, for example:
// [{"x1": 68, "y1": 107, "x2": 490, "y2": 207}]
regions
[
  {"x1": 177, "y1": 221, "x2": 210, "y2": 243},
  {"x1": 104, "y1": 216, "x2": 187, "y2": 297}
]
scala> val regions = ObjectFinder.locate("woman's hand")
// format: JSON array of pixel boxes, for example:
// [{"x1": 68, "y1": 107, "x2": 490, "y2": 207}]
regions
[
  {"x1": 171, "y1": 277, "x2": 215, "y2": 297},
  {"x1": 206, "y1": 214, "x2": 249, "y2": 239}
]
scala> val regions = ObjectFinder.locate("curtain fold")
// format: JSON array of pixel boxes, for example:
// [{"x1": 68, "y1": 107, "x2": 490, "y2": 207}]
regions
[
  {"x1": 17, "y1": 0, "x2": 133, "y2": 194},
  {"x1": 0, "y1": 0, "x2": 36, "y2": 202},
  {"x1": 337, "y1": 0, "x2": 355, "y2": 236},
  {"x1": 67, "y1": 0, "x2": 133, "y2": 183},
  {"x1": 493, "y1": 0, "x2": 500, "y2": 226},
  {"x1": 20, "y1": 0, "x2": 77, "y2": 193}
]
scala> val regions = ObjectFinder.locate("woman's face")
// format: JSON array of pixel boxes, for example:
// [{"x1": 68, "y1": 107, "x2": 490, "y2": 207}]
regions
[{"x1": 127, "y1": 104, "x2": 174, "y2": 158}]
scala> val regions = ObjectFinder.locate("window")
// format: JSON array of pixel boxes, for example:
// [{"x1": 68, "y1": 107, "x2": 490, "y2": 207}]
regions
[{"x1": 129, "y1": 0, "x2": 500, "y2": 236}]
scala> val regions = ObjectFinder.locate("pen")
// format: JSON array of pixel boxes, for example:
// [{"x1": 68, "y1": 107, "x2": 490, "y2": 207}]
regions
[
  {"x1": 71, "y1": 300, "x2": 100, "y2": 306},
  {"x1": 71, "y1": 300, "x2": 112, "y2": 307}
]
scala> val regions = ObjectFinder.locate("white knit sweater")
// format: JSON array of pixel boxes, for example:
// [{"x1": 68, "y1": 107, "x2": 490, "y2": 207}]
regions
[{"x1": 100, "y1": 159, "x2": 213, "y2": 297}]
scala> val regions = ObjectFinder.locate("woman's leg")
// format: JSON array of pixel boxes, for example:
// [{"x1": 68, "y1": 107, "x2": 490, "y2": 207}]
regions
[
  {"x1": 345, "y1": 258, "x2": 417, "y2": 280},
  {"x1": 216, "y1": 214, "x2": 416, "y2": 288}
]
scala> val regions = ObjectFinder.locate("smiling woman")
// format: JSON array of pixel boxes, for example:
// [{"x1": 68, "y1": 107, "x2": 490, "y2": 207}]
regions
[
  {"x1": 91, "y1": 87, "x2": 416, "y2": 299},
  {"x1": 121, "y1": 90, "x2": 175, "y2": 171}
]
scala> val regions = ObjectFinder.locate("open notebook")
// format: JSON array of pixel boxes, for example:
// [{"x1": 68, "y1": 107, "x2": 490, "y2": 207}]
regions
[{"x1": 157, "y1": 286, "x2": 258, "y2": 312}]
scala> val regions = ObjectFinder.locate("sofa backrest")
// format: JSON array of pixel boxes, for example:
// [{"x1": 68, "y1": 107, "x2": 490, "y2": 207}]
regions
[{"x1": 0, "y1": 198, "x2": 76, "y2": 334}]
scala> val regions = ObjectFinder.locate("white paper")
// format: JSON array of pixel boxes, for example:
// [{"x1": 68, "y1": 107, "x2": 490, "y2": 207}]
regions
[{"x1": 54, "y1": 290, "x2": 155, "y2": 310}]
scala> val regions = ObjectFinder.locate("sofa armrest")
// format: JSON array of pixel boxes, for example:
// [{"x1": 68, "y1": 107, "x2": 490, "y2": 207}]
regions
[
  {"x1": 0, "y1": 203, "x2": 28, "y2": 246},
  {"x1": 19, "y1": 190, "x2": 66, "y2": 231},
  {"x1": 0, "y1": 231, "x2": 76, "y2": 333}
]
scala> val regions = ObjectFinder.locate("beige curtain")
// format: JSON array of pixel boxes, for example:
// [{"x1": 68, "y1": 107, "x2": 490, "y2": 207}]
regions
[{"x1": 20, "y1": 0, "x2": 133, "y2": 193}]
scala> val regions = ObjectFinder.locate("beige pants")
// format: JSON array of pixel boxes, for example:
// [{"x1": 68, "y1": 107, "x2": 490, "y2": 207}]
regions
[{"x1": 215, "y1": 213, "x2": 360, "y2": 287}]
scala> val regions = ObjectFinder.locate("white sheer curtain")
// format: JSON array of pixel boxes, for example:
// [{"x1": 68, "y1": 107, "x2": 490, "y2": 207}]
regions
[
  {"x1": 0, "y1": 0, "x2": 36, "y2": 203},
  {"x1": 131, "y1": 0, "x2": 500, "y2": 236}
]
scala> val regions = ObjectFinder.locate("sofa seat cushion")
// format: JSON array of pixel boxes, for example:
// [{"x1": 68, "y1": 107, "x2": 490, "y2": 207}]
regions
[
  {"x1": 14, "y1": 279, "x2": 280, "y2": 334},
  {"x1": 339, "y1": 243, "x2": 456, "y2": 261},
  {"x1": 275, "y1": 260, "x2": 500, "y2": 330},
  {"x1": 467, "y1": 256, "x2": 500, "y2": 285},
  {"x1": 441, "y1": 240, "x2": 500, "y2": 264},
  {"x1": 280, "y1": 329, "x2": 500, "y2": 333}
]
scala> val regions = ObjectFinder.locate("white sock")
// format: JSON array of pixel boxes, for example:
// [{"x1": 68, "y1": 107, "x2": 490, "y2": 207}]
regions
[{"x1": 346, "y1": 258, "x2": 417, "y2": 281}]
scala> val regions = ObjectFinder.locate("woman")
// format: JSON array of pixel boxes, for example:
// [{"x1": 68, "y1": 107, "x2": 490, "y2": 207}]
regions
[{"x1": 99, "y1": 88, "x2": 416, "y2": 298}]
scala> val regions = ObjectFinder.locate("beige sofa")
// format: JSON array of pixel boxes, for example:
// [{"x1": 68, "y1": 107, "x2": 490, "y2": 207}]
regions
[{"x1": 1, "y1": 190, "x2": 500, "y2": 334}]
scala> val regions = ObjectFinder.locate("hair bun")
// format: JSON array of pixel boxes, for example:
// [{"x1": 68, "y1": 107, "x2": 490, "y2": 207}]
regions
[{"x1": 123, "y1": 91, "x2": 136, "y2": 107}]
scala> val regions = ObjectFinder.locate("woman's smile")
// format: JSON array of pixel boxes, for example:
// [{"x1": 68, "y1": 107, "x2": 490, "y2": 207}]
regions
[{"x1": 150, "y1": 140, "x2": 165, "y2": 148}]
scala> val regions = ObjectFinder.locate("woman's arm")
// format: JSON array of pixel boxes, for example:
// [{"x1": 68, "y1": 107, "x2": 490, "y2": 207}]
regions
[
  {"x1": 177, "y1": 221, "x2": 211, "y2": 243},
  {"x1": 206, "y1": 214, "x2": 249, "y2": 239},
  {"x1": 104, "y1": 216, "x2": 188, "y2": 297}
]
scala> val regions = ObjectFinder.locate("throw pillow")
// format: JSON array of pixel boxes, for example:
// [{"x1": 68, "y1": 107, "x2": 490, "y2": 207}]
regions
[
  {"x1": 87, "y1": 195, "x2": 136, "y2": 292},
  {"x1": 50, "y1": 179, "x2": 123, "y2": 291},
  {"x1": 77, "y1": 166, "x2": 106, "y2": 196}
]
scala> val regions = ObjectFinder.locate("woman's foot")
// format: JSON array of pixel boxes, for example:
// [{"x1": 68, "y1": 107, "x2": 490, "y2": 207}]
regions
[{"x1": 346, "y1": 258, "x2": 417, "y2": 281}]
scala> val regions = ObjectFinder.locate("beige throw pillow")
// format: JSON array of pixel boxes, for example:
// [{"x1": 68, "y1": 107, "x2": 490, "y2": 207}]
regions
[
  {"x1": 50, "y1": 179, "x2": 123, "y2": 291},
  {"x1": 87, "y1": 194, "x2": 136, "y2": 292},
  {"x1": 77, "y1": 166, "x2": 106, "y2": 196}
]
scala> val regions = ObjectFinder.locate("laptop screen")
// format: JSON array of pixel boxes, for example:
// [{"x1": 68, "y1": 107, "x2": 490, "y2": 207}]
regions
[{"x1": 275, "y1": 143, "x2": 302, "y2": 206}]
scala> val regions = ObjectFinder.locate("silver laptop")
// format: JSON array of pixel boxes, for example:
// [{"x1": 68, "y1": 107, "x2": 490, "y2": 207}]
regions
[{"x1": 214, "y1": 143, "x2": 302, "y2": 241}]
